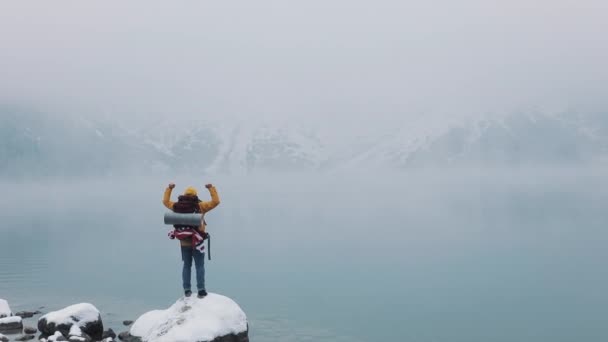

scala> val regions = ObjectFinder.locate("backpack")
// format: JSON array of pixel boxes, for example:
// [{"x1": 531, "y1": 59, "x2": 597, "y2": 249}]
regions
[
  {"x1": 170, "y1": 195, "x2": 211, "y2": 259},
  {"x1": 172, "y1": 195, "x2": 204, "y2": 229}
]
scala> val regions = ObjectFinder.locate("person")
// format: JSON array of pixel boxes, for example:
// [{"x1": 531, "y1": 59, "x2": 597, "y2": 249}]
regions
[{"x1": 163, "y1": 182, "x2": 220, "y2": 298}]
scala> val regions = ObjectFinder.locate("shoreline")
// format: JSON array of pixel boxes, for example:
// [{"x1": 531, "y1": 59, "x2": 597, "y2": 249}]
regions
[
  {"x1": 1, "y1": 294, "x2": 249, "y2": 342},
  {"x1": 0, "y1": 304, "x2": 132, "y2": 342}
]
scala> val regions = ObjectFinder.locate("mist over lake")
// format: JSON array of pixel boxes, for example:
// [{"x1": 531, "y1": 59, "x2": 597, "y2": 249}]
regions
[{"x1": 1, "y1": 168, "x2": 606, "y2": 341}]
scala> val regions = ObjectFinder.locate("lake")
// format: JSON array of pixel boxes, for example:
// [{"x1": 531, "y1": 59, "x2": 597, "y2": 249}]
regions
[{"x1": 1, "y1": 169, "x2": 607, "y2": 341}]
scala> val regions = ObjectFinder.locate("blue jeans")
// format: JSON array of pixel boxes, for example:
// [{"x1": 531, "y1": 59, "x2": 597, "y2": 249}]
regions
[{"x1": 181, "y1": 247, "x2": 205, "y2": 291}]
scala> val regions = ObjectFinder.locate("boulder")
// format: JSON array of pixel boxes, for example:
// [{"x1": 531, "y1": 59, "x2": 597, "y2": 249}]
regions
[
  {"x1": 15, "y1": 311, "x2": 42, "y2": 319},
  {"x1": 24, "y1": 326, "x2": 38, "y2": 334},
  {"x1": 118, "y1": 331, "x2": 132, "y2": 340},
  {"x1": 38, "y1": 303, "x2": 103, "y2": 340},
  {"x1": 0, "y1": 299, "x2": 11, "y2": 319},
  {"x1": 0, "y1": 316, "x2": 23, "y2": 333},
  {"x1": 123, "y1": 320, "x2": 134, "y2": 326},
  {"x1": 102, "y1": 328, "x2": 117, "y2": 339},
  {"x1": 118, "y1": 331, "x2": 140, "y2": 342},
  {"x1": 129, "y1": 294, "x2": 249, "y2": 342},
  {"x1": 0, "y1": 333, "x2": 8, "y2": 342},
  {"x1": 15, "y1": 334, "x2": 35, "y2": 341}
]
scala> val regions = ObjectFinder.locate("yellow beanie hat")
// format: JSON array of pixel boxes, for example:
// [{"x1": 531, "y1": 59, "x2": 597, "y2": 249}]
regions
[{"x1": 184, "y1": 186, "x2": 198, "y2": 196}]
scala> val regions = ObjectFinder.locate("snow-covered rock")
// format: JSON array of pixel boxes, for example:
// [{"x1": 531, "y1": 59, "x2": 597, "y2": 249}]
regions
[
  {"x1": 128, "y1": 294, "x2": 248, "y2": 342},
  {"x1": 0, "y1": 333, "x2": 8, "y2": 342},
  {"x1": 0, "y1": 299, "x2": 11, "y2": 318},
  {"x1": 38, "y1": 303, "x2": 103, "y2": 340},
  {"x1": 0, "y1": 316, "x2": 23, "y2": 332}
]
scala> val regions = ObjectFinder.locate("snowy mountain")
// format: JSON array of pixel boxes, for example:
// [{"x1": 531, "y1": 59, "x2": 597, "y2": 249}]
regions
[
  {"x1": 0, "y1": 106, "x2": 606, "y2": 178},
  {"x1": 398, "y1": 111, "x2": 608, "y2": 167}
]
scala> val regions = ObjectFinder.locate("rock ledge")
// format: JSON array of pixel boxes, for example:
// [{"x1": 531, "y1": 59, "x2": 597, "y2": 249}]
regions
[{"x1": 127, "y1": 294, "x2": 248, "y2": 342}]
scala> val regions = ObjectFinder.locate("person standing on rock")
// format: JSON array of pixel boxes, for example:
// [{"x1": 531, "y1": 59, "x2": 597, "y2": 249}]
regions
[{"x1": 163, "y1": 183, "x2": 220, "y2": 298}]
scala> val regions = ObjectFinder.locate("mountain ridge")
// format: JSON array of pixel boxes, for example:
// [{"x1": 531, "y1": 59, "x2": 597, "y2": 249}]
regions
[{"x1": 1, "y1": 107, "x2": 606, "y2": 178}]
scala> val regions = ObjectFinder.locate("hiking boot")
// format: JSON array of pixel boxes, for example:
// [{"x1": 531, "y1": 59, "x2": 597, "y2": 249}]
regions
[
  {"x1": 197, "y1": 290, "x2": 207, "y2": 298},
  {"x1": 184, "y1": 290, "x2": 192, "y2": 297}
]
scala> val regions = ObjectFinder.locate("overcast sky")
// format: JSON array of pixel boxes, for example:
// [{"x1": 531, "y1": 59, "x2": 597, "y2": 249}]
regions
[{"x1": 1, "y1": 0, "x2": 606, "y2": 123}]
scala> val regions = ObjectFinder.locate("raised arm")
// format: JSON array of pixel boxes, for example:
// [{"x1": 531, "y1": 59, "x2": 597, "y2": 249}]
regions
[
  {"x1": 163, "y1": 183, "x2": 176, "y2": 210},
  {"x1": 199, "y1": 184, "x2": 220, "y2": 213}
]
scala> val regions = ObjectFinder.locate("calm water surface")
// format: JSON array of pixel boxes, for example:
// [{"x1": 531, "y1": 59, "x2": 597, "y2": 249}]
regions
[{"x1": 1, "y1": 172, "x2": 607, "y2": 341}]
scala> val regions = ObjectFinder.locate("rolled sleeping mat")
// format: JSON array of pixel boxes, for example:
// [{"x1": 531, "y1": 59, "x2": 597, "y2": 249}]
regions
[{"x1": 164, "y1": 212, "x2": 204, "y2": 226}]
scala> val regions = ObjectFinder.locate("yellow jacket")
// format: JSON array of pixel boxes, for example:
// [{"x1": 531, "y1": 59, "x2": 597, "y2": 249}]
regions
[{"x1": 163, "y1": 186, "x2": 220, "y2": 246}]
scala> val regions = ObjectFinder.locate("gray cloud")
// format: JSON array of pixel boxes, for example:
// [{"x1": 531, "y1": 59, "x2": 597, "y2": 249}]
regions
[{"x1": 1, "y1": 0, "x2": 606, "y2": 122}]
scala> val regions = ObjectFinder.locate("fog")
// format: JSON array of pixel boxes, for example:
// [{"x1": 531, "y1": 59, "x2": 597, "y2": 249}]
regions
[
  {"x1": 1, "y1": 0, "x2": 607, "y2": 123},
  {"x1": 2, "y1": 1, "x2": 607, "y2": 178},
  {"x1": 1, "y1": 2, "x2": 607, "y2": 341}
]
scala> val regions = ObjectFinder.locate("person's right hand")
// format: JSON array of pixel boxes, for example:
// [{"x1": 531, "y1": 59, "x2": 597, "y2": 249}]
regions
[{"x1": 168, "y1": 183, "x2": 176, "y2": 189}]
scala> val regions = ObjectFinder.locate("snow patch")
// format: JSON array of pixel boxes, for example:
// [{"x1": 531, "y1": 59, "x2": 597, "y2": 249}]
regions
[
  {"x1": 130, "y1": 294, "x2": 247, "y2": 342},
  {"x1": 0, "y1": 299, "x2": 10, "y2": 318},
  {"x1": 69, "y1": 324, "x2": 83, "y2": 336},
  {"x1": 0, "y1": 316, "x2": 21, "y2": 324},
  {"x1": 45, "y1": 331, "x2": 65, "y2": 342}
]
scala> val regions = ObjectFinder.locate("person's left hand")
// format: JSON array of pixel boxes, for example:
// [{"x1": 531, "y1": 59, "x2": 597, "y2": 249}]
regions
[{"x1": 205, "y1": 184, "x2": 213, "y2": 189}]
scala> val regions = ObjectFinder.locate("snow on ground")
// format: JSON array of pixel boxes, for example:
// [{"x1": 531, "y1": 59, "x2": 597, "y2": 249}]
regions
[
  {"x1": 43, "y1": 331, "x2": 65, "y2": 342},
  {"x1": 131, "y1": 293, "x2": 247, "y2": 342},
  {"x1": 68, "y1": 324, "x2": 86, "y2": 340},
  {"x1": 0, "y1": 299, "x2": 10, "y2": 318},
  {"x1": 69, "y1": 324, "x2": 82, "y2": 336},
  {"x1": 0, "y1": 316, "x2": 21, "y2": 324},
  {"x1": 40, "y1": 303, "x2": 100, "y2": 326}
]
